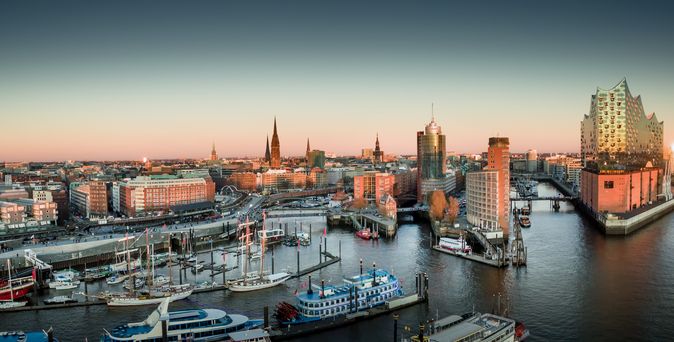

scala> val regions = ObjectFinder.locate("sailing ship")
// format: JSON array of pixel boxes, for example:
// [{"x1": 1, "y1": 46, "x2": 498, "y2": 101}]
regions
[
  {"x1": 101, "y1": 230, "x2": 192, "y2": 307},
  {"x1": 101, "y1": 298, "x2": 264, "y2": 341},
  {"x1": 227, "y1": 213, "x2": 291, "y2": 292},
  {"x1": 0, "y1": 260, "x2": 30, "y2": 308}
]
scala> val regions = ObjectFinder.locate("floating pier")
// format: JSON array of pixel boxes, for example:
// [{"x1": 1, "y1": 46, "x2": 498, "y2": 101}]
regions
[{"x1": 431, "y1": 246, "x2": 508, "y2": 268}]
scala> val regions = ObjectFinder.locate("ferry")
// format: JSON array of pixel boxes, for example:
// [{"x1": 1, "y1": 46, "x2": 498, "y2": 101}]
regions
[
  {"x1": 439, "y1": 236, "x2": 472, "y2": 254},
  {"x1": 411, "y1": 312, "x2": 528, "y2": 342},
  {"x1": 519, "y1": 215, "x2": 531, "y2": 228},
  {"x1": 275, "y1": 269, "x2": 403, "y2": 325},
  {"x1": 101, "y1": 299, "x2": 263, "y2": 341}
]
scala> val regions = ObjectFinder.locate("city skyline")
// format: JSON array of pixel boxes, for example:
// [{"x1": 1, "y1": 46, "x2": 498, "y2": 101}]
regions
[{"x1": 2, "y1": 1, "x2": 674, "y2": 161}]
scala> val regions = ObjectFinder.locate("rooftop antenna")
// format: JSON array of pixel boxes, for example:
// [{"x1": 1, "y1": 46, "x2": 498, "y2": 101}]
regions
[{"x1": 431, "y1": 103, "x2": 435, "y2": 122}]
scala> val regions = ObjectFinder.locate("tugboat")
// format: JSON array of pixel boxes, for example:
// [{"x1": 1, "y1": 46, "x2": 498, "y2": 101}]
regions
[
  {"x1": 275, "y1": 266, "x2": 403, "y2": 326},
  {"x1": 101, "y1": 298, "x2": 263, "y2": 341},
  {"x1": 355, "y1": 228, "x2": 371, "y2": 240}
]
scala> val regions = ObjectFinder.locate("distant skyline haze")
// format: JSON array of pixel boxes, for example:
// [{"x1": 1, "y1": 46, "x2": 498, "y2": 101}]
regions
[{"x1": 1, "y1": 0, "x2": 673, "y2": 161}]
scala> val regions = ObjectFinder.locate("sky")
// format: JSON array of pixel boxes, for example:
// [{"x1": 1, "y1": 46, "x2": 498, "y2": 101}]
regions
[{"x1": 2, "y1": 0, "x2": 674, "y2": 161}]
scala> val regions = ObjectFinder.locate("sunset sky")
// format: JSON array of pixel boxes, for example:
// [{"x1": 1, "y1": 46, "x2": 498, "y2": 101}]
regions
[{"x1": 2, "y1": 0, "x2": 674, "y2": 161}]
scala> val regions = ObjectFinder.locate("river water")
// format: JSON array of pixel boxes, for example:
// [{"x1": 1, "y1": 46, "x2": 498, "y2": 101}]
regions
[{"x1": 1, "y1": 183, "x2": 673, "y2": 341}]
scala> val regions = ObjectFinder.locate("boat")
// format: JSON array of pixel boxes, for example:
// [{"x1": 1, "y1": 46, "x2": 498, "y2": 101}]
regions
[
  {"x1": 516, "y1": 321, "x2": 530, "y2": 341},
  {"x1": 84, "y1": 266, "x2": 112, "y2": 282},
  {"x1": 520, "y1": 206, "x2": 531, "y2": 216},
  {"x1": 48, "y1": 279, "x2": 80, "y2": 289},
  {"x1": 106, "y1": 274, "x2": 129, "y2": 285},
  {"x1": 151, "y1": 275, "x2": 169, "y2": 287},
  {"x1": 101, "y1": 298, "x2": 264, "y2": 341},
  {"x1": 256, "y1": 228, "x2": 284, "y2": 243},
  {"x1": 519, "y1": 215, "x2": 531, "y2": 228},
  {"x1": 439, "y1": 236, "x2": 472, "y2": 254},
  {"x1": 190, "y1": 264, "x2": 204, "y2": 274},
  {"x1": 227, "y1": 213, "x2": 292, "y2": 292},
  {"x1": 44, "y1": 295, "x2": 77, "y2": 305},
  {"x1": 123, "y1": 277, "x2": 145, "y2": 291},
  {"x1": 0, "y1": 300, "x2": 27, "y2": 309},
  {"x1": 0, "y1": 259, "x2": 35, "y2": 302},
  {"x1": 275, "y1": 268, "x2": 403, "y2": 325},
  {"x1": 54, "y1": 282, "x2": 79, "y2": 291},
  {"x1": 106, "y1": 284, "x2": 193, "y2": 307},
  {"x1": 411, "y1": 312, "x2": 523, "y2": 342},
  {"x1": 355, "y1": 228, "x2": 371, "y2": 240},
  {"x1": 52, "y1": 270, "x2": 78, "y2": 282},
  {"x1": 0, "y1": 330, "x2": 58, "y2": 342}
]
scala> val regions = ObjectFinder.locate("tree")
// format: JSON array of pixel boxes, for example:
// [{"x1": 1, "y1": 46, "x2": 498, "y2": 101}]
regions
[
  {"x1": 429, "y1": 190, "x2": 448, "y2": 221},
  {"x1": 447, "y1": 196, "x2": 460, "y2": 225},
  {"x1": 352, "y1": 198, "x2": 368, "y2": 210}
]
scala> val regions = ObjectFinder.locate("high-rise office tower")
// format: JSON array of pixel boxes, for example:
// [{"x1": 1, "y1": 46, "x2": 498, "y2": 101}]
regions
[
  {"x1": 417, "y1": 116, "x2": 453, "y2": 202},
  {"x1": 466, "y1": 137, "x2": 510, "y2": 235}
]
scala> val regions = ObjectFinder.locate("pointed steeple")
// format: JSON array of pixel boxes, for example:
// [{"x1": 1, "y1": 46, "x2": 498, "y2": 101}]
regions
[
  {"x1": 270, "y1": 117, "x2": 281, "y2": 168},
  {"x1": 306, "y1": 138, "x2": 311, "y2": 153},
  {"x1": 375, "y1": 133, "x2": 380, "y2": 151},
  {"x1": 210, "y1": 141, "x2": 218, "y2": 161},
  {"x1": 265, "y1": 135, "x2": 271, "y2": 163}
]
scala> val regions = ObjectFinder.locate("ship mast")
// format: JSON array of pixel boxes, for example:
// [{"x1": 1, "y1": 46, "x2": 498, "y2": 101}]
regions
[
  {"x1": 243, "y1": 216, "x2": 250, "y2": 285},
  {"x1": 260, "y1": 210, "x2": 266, "y2": 276},
  {"x1": 146, "y1": 228, "x2": 152, "y2": 287},
  {"x1": 168, "y1": 241, "x2": 173, "y2": 285},
  {"x1": 6, "y1": 259, "x2": 13, "y2": 302}
]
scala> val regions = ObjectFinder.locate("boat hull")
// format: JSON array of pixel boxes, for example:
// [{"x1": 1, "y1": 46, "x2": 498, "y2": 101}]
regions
[
  {"x1": 106, "y1": 290, "x2": 192, "y2": 307},
  {"x1": 228, "y1": 274, "x2": 290, "y2": 292},
  {"x1": 0, "y1": 284, "x2": 33, "y2": 301}
]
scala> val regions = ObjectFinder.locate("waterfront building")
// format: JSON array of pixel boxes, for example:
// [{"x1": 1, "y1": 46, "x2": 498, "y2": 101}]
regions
[
  {"x1": 378, "y1": 193, "x2": 397, "y2": 219},
  {"x1": 466, "y1": 137, "x2": 510, "y2": 234},
  {"x1": 261, "y1": 170, "x2": 306, "y2": 193},
  {"x1": 308, "y1": 168, "x2": 327, "y2": 188},
  {"x1": 229, "y1": 172, "x2": 258, "y2": 192},
  {"x1": 271, "y1": 117, "x2": 281, "y2": 168},
  {"x1": 353, "y1": 172, "x2": 395, "y2": 204},
  {"x1": 0, "y1": 201, "x2": 26, "y2": 225},
  {"x1": 581, "y1": 78, "x2": 663, "y2": 169},
  {"x1": 71, "y1": 180, "x2": 108, "y2": 218},
  {"x1": 580, "y1": 79, "x2": 667, "y2": 215},
  {"x1": 14, "y1": 199, "x2": 57, "y2": 223},
  {"x1": 417, "y1": 116, "x2": 454, "y2": 202},
  {"x1": 118, "y1": 175, "x2": 215, "y2": 217}
]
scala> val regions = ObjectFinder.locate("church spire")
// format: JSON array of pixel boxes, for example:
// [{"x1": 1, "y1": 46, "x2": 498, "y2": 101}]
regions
[
  {"x1": 270, "y1": 117, "x2": 281, "y2": 168},
  {"x1": 265, "y1": 135, "x2": 271, "y2": 163}
]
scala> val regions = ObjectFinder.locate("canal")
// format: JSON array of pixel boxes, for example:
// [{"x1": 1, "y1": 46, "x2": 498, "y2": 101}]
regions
[{"x1": 1, "y1": 183, "x2": 674, "y2": 341}]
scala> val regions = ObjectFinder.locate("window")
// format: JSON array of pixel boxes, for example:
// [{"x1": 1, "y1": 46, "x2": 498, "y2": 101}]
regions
[{"x1": 604, "y1": 181, "x2": 614, "y2": 189}]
